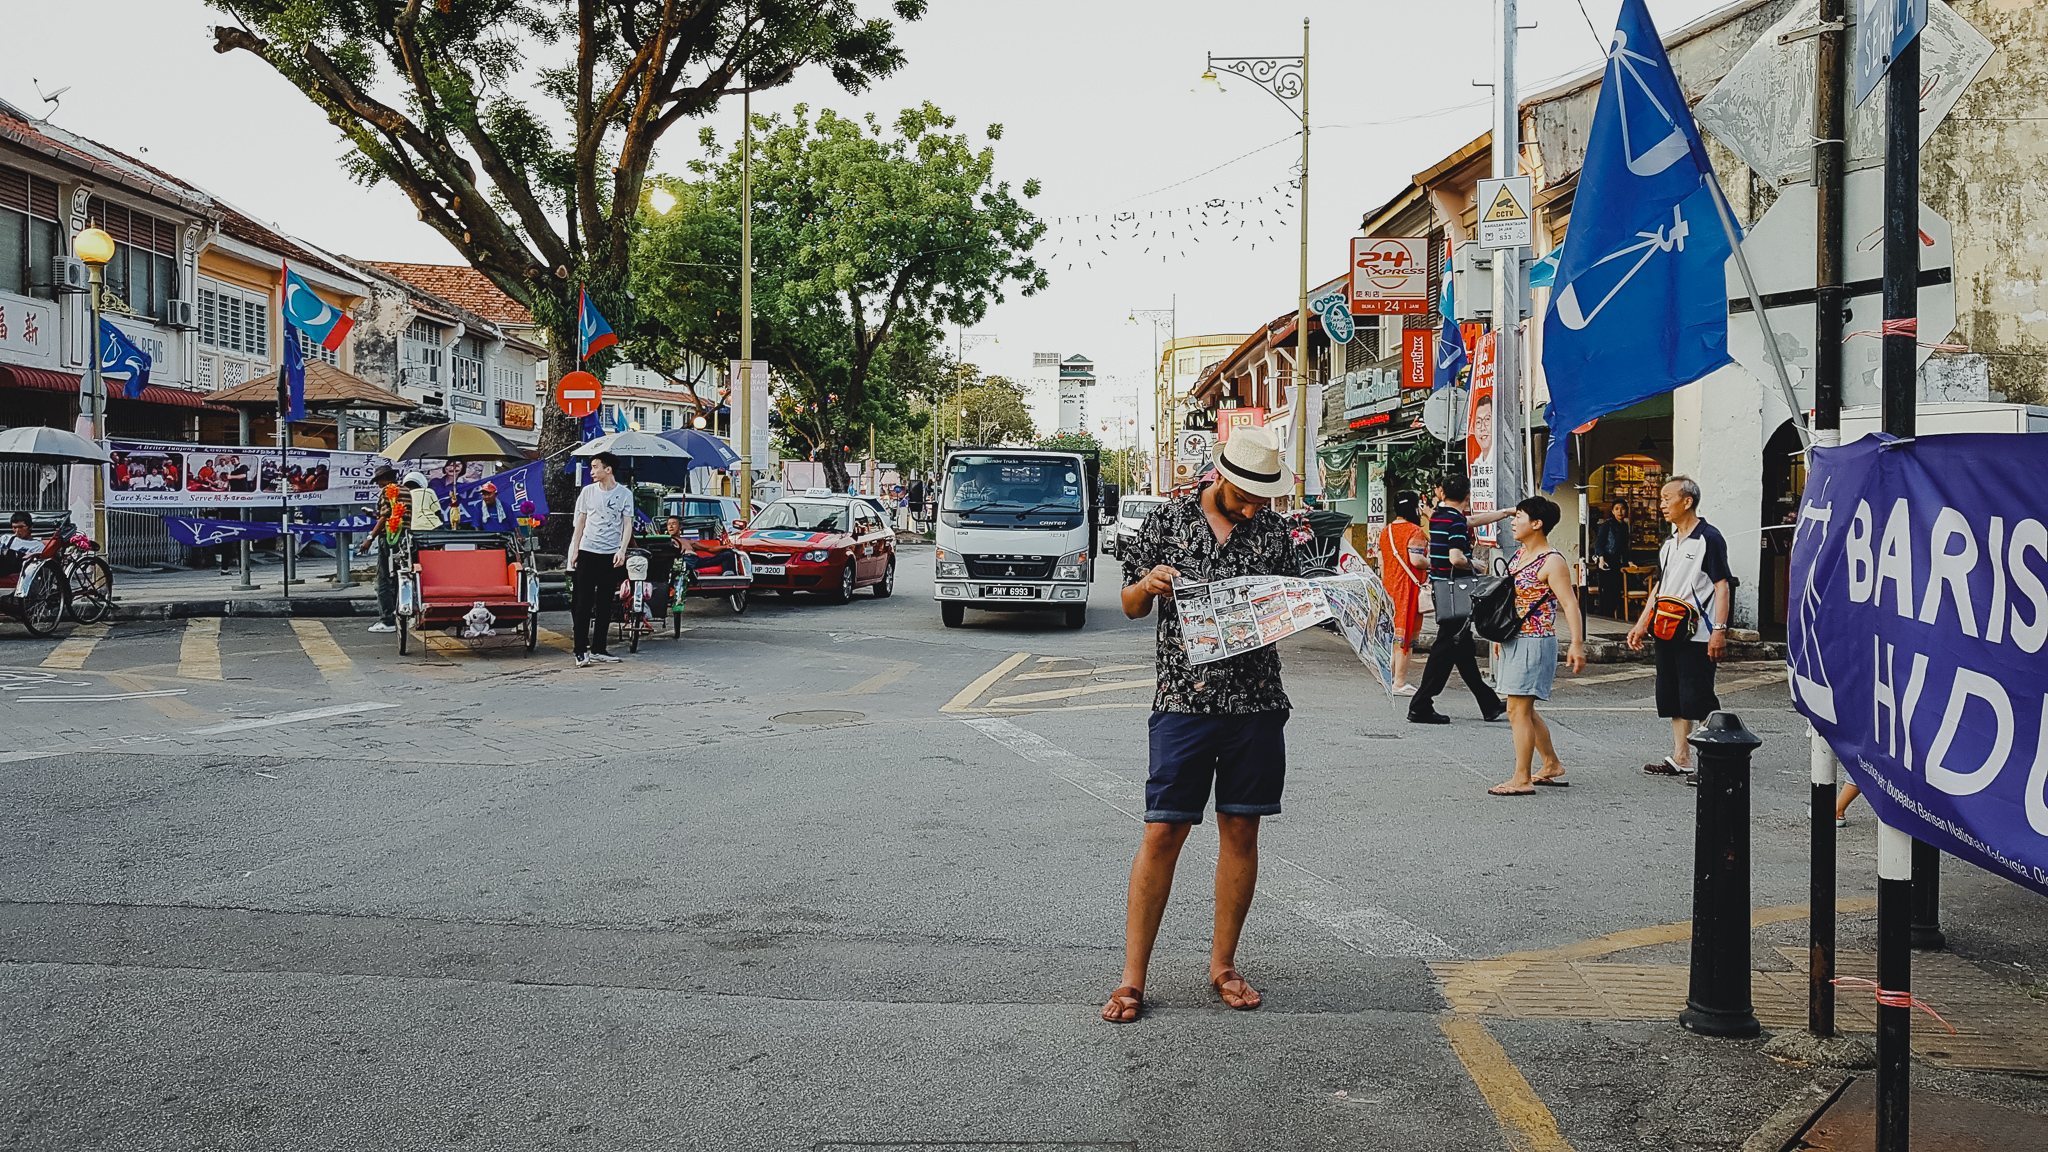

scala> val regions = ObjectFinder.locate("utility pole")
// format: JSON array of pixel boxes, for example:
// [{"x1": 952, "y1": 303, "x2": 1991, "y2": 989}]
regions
[
  {"x1": 738, "y1": 85, "x2": 754, "y2": 516},
  {"x1": 1491, "y1": 0, "x2": 1525, "y2": 505},
  {"x1": 1876, "y1": 29, "x2": 1921, "y2": 1152},
  {"x1": 1293, "y1": 17, "x2": 1310, "y2": 505},
  {"x1": 1806, "y1": 0, "x2": 1848, "y2": 1043}
]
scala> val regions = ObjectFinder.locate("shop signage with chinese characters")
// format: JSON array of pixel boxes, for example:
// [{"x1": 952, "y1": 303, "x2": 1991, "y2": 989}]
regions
[
  {"x1": 1349, "y1": 237, "x2": 1429, "y2": 315},
  {"x1": 0, "y1": 292, "x2": 58, "y2": 367},
  {"x1": 498, "y1": 399, "x2": 536, "y2": 429}
]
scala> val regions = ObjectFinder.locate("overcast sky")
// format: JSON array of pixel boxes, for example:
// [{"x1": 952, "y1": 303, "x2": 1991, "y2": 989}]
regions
[{"x1": 2, "y1": 0, "x2": 1736, "y2": 440}]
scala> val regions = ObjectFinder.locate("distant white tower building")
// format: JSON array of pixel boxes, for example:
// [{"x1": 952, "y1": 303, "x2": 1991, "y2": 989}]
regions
[
  {"x1": 1057, "y1": 353, "x2": 1095, "y2": 435},
  {"x1": 1024, "y1": 351, "x2": 1062, "y2": 434}
]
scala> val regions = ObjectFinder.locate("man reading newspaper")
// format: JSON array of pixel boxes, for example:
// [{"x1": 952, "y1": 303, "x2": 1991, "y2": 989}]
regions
[{"x1": 1104, "y1": 425, "x2": 1300, "y2": 1023}]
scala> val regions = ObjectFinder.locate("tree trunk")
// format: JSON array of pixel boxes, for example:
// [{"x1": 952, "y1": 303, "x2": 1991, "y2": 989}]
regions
[
  {"x1": 536, "y1": 327, "x2": 584, "y2": 556},
  {"x1": 822, "y1": 442, "x2": 852, "y2": 491}
]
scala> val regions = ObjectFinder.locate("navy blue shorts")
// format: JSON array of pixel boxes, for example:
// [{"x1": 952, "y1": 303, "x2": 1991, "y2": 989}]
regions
[{"x1": 1145, "y1": 710, "x2": 1289, "y2": 824}]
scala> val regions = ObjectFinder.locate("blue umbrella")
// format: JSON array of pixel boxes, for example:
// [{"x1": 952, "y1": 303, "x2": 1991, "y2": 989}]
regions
[{"x1": 655, "y1": 427, "x2": 740, "y2": 470}]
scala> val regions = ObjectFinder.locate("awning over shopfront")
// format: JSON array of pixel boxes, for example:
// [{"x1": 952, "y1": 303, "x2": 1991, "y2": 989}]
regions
[{"x1": 0, "y1": 364, "x2": 231, "y2": 411}]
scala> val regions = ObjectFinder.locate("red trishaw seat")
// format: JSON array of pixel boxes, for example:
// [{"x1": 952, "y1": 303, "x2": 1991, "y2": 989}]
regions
[{"x1": 417, "y1": 548, "x2": 518, "y2": 600}]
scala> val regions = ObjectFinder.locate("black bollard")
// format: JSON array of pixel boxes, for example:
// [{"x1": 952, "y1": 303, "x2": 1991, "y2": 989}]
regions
[
  {"x1": 1910, "y1": 838, "x2": 1946, "y2": 950},
  {"x1": 1679, "y1": 711, "x2": 1763, "y2": 1038}
]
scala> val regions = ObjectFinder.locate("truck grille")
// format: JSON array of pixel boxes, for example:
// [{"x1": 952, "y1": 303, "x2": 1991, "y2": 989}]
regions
[{"x1": 965, "y1": 554, "x2": 1055, "y2": 580}]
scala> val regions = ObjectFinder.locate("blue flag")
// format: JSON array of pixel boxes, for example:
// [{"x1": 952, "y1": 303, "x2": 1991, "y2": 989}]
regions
[
  {"x1": 281, "y1": 261, "x2": 354, "y2": 350},
  {"x1": 98, "y1": 319, "x2": 151, "y2": 399},
  {"x1": 164, "y1": 516, "x2": 283, "y2": 547},
  {"x1": 455, "y1": 459, "x2": 550, "y2": 523},
  {"x1": 1541, "y1": 0, "x2": 1732, "y2": 490},
  {"x1": 1433, "y1": 248, "x2": 1467, "y2": 392},
  {"x1": 281, "y1": 325, "x2": 307, "y2": 423},
  {"x1": 577, "y1": 286, "x2": 618, "y2": 362}
]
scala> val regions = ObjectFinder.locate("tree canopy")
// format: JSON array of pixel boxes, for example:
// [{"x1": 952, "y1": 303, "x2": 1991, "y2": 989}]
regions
[
  {"x1": 634, "y1": 101, "x2": 1044, "y2": 487},
  {"x1": 207, "y1": 0, "x2": 926, "y2": 537}
]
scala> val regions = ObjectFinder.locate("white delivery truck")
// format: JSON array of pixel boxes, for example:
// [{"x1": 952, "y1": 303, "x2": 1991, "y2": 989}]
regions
[{"x1": 932, "y1": 444, "x2": 1100, "y2": 629}]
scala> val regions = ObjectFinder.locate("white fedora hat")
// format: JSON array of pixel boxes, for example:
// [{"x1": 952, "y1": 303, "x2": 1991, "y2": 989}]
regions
[{"x1": 1213, "y1": 424, "x2": 1293, "y2": 498}]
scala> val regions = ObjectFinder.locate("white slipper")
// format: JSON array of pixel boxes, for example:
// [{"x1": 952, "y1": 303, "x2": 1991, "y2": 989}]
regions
[{"x1": 1390, "y1": 684, "x2": 1417, "y2": 696}]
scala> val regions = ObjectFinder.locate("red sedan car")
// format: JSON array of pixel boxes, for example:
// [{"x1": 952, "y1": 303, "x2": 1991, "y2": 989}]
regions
[{"x1": 735, "y1": 493, "x2": 896, "y2": 602}]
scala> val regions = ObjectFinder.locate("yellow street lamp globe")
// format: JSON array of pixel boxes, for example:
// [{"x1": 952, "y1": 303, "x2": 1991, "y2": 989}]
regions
[
  {"x1": 1194, "y1": 67, "x2": 1227, "y2": 95},
  {"x1": 72, "y1": 226, "x2": 116, "y2": 266},
  {"x1": 691, "y1": 414, "x2": 707, "y2": 429}
]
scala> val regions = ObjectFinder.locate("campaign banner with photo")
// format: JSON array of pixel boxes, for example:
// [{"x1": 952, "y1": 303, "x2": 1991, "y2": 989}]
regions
[
  {"x1": 1788, "y1": 432, "x2": 2048, "y2": 898},
  {"x1": 1467, "y1": 332, "x2": 1500, "y2": 545},
  {"x1": 106, "y1": 440, "x2": 383, "y2": 508}
]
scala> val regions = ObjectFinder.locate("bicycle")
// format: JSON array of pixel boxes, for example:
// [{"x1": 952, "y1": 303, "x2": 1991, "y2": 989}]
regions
[{"x1": 1, "y1": 516, "x2": 113, "y2": 635}]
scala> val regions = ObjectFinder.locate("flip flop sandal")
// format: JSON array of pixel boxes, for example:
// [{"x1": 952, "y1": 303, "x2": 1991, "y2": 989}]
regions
[
  {"x1": 1532, "y1": 777, "x2": 1571, "y2": 788},
  {"x1": 1101, "y1": 985, "x2": 1144, "y2": 1023},
  {"x1": 1488, "y1": 786, "x2": 1537, "y2": 796},
  {"x1": 1212, "y1": 969, "x2": 1261, "y2": 1010},
  {"x1": 1642, "y1": 758, "x2": 1686, "y2": 776}
]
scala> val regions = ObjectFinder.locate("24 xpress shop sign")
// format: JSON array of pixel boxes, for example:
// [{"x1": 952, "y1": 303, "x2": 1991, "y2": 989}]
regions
[{"x1": 1790, "y1": 433, "x2": 2048, "y2": 896}]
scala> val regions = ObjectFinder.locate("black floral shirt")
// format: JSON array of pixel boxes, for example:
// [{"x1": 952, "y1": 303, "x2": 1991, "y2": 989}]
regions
[{"x1": 1121, "y1": 486, "x2": 1301, "y2": 714}]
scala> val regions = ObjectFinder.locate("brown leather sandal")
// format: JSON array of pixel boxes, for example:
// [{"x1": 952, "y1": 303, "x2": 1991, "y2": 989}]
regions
[
  {"x1": 1101, "y1": 985, "x2": 1144, "y2": 1023},
  {"x1": 1212, "y1": 968, "x2": 1261, "y2": 1010}
]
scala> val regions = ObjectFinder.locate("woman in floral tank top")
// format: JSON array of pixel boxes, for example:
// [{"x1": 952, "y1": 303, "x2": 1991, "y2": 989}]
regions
[{"x1": 1489, "y1": 496, "x2": 1587, "y2": 796}]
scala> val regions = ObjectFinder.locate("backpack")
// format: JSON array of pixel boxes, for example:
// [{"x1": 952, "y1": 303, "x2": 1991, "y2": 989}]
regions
[{"x1": 1470, "y1": 554, "x2": 1557, "y2": 644}]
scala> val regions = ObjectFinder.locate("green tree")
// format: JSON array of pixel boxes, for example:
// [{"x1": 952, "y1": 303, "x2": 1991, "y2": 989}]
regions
[
  {"x1": 635, "y1": 102, "x2": 1045, "y2": 488},
  {"x1": 1034, "y1": 431, "x2": 1101, "y2": 454},
  {"x1": 206, "y1": 0, "x2": 924, "y2": 543},
  {"x1": 940, "y1": 375, "x2": 1036, "y2": 448}
]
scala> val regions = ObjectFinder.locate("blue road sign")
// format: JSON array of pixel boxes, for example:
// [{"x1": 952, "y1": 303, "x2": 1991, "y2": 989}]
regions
[{"x1": 1854, "y1": 0, "x2": 1928, "y2": 106}]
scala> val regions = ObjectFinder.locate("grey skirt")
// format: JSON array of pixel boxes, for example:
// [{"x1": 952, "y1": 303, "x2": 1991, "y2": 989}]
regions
[{"x1": 1496, "y1": 632, "x2": 1559, "y2": 699}]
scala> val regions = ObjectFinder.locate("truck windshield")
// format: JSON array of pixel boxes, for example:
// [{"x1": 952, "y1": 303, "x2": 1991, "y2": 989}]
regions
[
  {"x1": 944, "y1": 456, "x2": 1084, "y2": 512},
  {"x1": 752, "y1": 501, "x2": 849, "y2": 533}
]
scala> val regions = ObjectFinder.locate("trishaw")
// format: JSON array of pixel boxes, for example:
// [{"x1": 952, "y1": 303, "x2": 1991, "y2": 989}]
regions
[
  {"x1": 603, "y1": 516, "x2": 751, "y2": 651},
  {"x1": 1, "y1": 515, "x2": 114, "y2": 637},
  {"x1": 394, "y1": 528, "x2": 541, "y2": 655},
  {"x1": 0, "y1": 427, "x2": 115, "y2": 637}
]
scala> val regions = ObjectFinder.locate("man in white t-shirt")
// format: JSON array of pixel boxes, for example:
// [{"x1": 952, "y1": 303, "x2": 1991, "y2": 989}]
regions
[
  {"x1": 567, "y1": 451, "x2": 634, "y2": 667},
  {"x1": 1627, "y1": 475, "x2": 1732, "y2": 782}
]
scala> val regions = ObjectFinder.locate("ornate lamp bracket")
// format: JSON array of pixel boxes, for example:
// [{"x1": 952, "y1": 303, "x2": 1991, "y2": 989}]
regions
[{"x1": 1207, "y1": 52, "x2": 1306, "y2": 121}]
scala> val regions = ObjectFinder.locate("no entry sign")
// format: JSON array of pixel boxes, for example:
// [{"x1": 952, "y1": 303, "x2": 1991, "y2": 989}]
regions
[{"x1": 554, "y1": 371, "x2": 603, "y2": 418}]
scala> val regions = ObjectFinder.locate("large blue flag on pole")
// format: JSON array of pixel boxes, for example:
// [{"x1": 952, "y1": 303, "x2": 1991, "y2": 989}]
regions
[
  {"x1": 281, "y1": 324, "x2": 307, "y2": 423},
  {"x1": 98, "y1": 319, "x2": 152, "y2": 399},
  {"x1": 1541, "y1": 0, "x2": 1732, "y2": 490},
  {"x1": 1433, "y1": 241, "x2": 1467, "y2": 392}
]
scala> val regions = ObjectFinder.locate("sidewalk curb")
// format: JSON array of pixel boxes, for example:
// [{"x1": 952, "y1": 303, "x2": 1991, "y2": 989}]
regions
[
  {"x1": 113, "y1": 598, "x2": 380, "y2": 621},
  {"x1": 1741, "y1": 1074, "x2": 1853, "y2": 1152}
]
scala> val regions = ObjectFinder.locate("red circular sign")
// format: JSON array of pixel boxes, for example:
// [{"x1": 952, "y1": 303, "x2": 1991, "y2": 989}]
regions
[{"x1": 554, "y1": 371, "x2": 603, "y2": 418}]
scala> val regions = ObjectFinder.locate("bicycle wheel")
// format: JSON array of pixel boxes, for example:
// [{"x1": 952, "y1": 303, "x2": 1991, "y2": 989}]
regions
[
  {"x1": 20, "y1": 564, "x2": 65, "y2": 637},
  {"x1": 66, "y1": 555, "x2": 114, "y2": 624}
]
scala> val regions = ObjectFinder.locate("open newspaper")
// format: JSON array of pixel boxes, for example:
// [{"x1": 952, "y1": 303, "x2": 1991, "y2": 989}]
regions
[{"x1": 1172, "y1": 572, "x2": 1399, "y2": 693}]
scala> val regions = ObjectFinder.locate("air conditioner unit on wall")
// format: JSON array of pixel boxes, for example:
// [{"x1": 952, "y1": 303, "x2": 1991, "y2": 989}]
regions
[
  {"x1": 164, "y1": 300, "x2": 195, "y2": 330},
  {"x1": 50, "y1": 255, "x2": 88, "y2": 294}
]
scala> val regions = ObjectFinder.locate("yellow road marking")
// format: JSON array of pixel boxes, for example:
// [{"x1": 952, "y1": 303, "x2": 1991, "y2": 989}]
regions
[
  {"x1": 41, "y1": 624, "x2": 109, "y2": 670},
  {"x1": 837, "y1": 660, "x2": 918, "y2": 696},
  {"x1": 535, "y1": 627, "x2": 574, "y2": 652},
  {"x1": 289, "y1": 620, "x2": 357, "y2": 684},
  {"x1": 940, "y1": 651, "x2": 1031, "y2": 713},
  {"x1": 425, "y1": 634, "x2": 473, "y2": 657},
  {"x1": 1440, "y1": 1016, "x2": 1578, "y2": 1152},
  {"x1": 178, "y1": 618, "x2": 222, "y2": 681},
  {"x1": 989, "y1": 677, "x2": 1156, "y2": 706},
  {"x1": 1012, "y1": 663, "x2": 1151, "y2": 681}
]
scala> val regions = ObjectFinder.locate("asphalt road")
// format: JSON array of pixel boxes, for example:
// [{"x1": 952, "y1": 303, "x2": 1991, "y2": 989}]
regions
[{"x1": 3, "y1": 545, "x2": 2044, "y2": 1150}]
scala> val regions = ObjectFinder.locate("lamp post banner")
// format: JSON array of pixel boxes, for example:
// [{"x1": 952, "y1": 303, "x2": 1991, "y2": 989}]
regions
[{"x1": 1789, "y1": 432, "x2": 2048, "y2": 898}]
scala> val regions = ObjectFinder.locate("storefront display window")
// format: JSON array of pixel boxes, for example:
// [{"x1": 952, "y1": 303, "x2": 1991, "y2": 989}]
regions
[{"x1": 1590, "y1": 454, "x2": 1666, "y2": 554}]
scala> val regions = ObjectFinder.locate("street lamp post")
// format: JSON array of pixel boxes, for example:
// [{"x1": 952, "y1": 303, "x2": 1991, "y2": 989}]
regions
[
  {"x1": 1201, "y1": 19, "x2": 1309, "y2": 502},
  {"x1": 1128, "y1": 302, "x2": 1175, "y2": 494},
  {"x1": 942, "y1": 330, "x2": 997, "y2": 473},
  {"x1": 71, "y1": 226, "x2": 116, "y2": 548},
  {"x1": 739, "y1": 86, "x2": 755, "y2": 516}
]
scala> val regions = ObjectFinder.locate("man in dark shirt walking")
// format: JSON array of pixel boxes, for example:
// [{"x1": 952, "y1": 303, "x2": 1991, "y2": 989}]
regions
[
  {"x1": 1409, "y1": 474, "x2": 1513, "y2": 724},
  {"x1": 1103, "y1": 426, "x2": 1300, "y2": 1024}
]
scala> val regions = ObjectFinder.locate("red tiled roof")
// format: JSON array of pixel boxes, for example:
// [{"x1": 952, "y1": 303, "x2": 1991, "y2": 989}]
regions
[
  {"x1": 0, "y1": 99, "x2": 213, "y2": 217},
  {"x1": 214, "y1": 203, "x2": 359, "y2": 286},
  {"x1": 366, "y1": 262, "x2": 535, "y2": 326}
]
